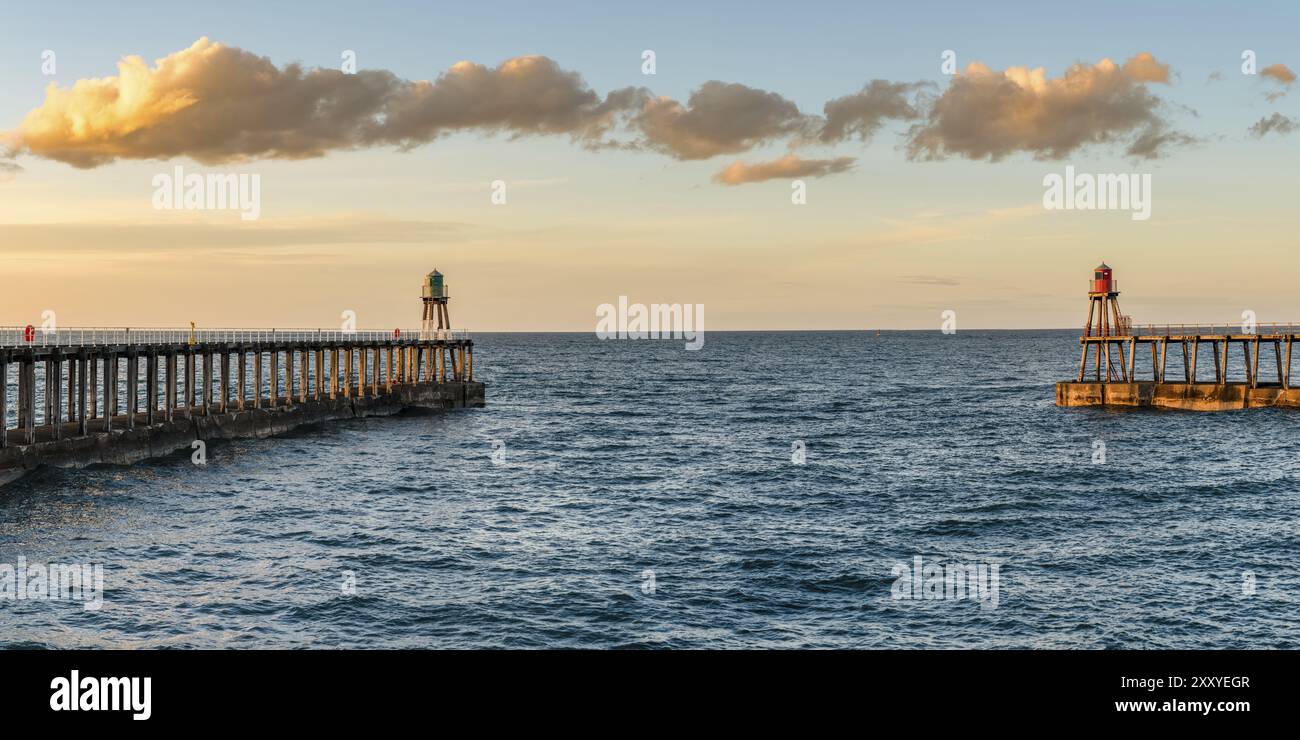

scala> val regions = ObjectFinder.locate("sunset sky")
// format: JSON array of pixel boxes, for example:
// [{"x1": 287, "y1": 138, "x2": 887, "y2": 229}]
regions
[{"x1": 1, "y1": 1, "x2": 1297, "y2": 331}]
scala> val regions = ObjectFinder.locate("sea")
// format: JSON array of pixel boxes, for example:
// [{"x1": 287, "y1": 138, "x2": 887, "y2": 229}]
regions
[{"x1": 2, "y1": 330, "x2": 1298, "y2": 648}]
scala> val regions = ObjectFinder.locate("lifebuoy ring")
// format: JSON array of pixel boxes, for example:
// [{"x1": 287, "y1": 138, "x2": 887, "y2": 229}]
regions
[
  {"x1": 393, "y1": 328, "x2": 402, "y2": 338},
  {"x1": 23, "y1": 325, "x2": 35, "y2": 342}
]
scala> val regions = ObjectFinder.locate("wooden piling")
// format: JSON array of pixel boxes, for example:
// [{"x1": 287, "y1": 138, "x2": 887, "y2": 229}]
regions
[
  {"x1": 105, "y1": 354, "x2": 116, "y2": 432},
  {"x1": 1286, "y1": 337, "x2": 1294, "y2": 390},
  {"x1": 78, "y1": 352, "x2": 88, "y2": 436},
  {"x1": 146, "y1": 352, "x2": 157, "y2": 426},
  {"x1": 0, "y1": 352, "x2": 7, "y2": 448},
  {"x1": 24, "y1": 358, "x2": 36, "y2": 444},
  {"x1": 52, "y1": 353, "x2": 63, "y2": 440},
  {"x1": 270, "y1": 350, "x2": 279, "y2": 408},
  {"x1": 89, "y1": 353, "x2": 98, "y2": 420}
]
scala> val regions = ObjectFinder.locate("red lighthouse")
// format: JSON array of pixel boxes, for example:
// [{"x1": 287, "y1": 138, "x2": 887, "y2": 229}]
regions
[
  {"x1": 1079, "y1": 262, "x2": 1131, "y2": 381},
  {"x1": 1091, "y1": 263, "x2": 1113, "y2": 294}
]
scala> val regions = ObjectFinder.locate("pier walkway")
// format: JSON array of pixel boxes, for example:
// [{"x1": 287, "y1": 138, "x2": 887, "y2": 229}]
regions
[{"x1": 0, "y1": 327, "x2": 481, "y2": 483}]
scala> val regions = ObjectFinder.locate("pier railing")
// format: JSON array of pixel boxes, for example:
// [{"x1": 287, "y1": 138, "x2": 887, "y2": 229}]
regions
[
  {"x1": 0, "y1": 327, "x2": 470, "y2": 348},
  {"x1": 1125, "y1": 323, "x2": 1300, "y2": 337}
]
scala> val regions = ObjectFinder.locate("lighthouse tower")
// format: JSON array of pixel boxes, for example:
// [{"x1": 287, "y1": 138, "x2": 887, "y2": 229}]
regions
[
  {"x1": 421, "y1": 270, "x2": 451, "y2": 339},
  {"x1": 1079, "y1": 263, "x2": 1131, "y2": 381}
]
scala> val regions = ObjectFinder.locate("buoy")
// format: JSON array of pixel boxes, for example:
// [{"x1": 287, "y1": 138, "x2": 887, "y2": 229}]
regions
[{"x1": 23, "y1": 325, "x2": 34, "y2": 342}]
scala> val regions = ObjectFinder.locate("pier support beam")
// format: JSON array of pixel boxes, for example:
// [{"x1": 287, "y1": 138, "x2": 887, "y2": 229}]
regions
[
  {"x1": 165, "y1": 353, "x2": 177, "y2": 422},
  {"x1": 270, "y1": 350, "x2": 279, "y2": 408},
  {"x1": 89, "y1": 353, "x2": 98, "y2": 420},
  {"x1": 78, "y1": 352, "x2": 88, "y2": 436},
  {"x1": 186, "y1": 350, "x2": 196, "y2": 412},
  {"x1": 24, "y1": 358, "x2": 36, "y2": 444},
  {"x1": 127, "y1": 353, "x2": 138, "y2": 430},
  {"x1": 315, "y1": 349, "x2": 325, "y2": 400},
  {"x1": 299, "y1": 350, "x2": 308, "y2": 404},
  {"x1": 1274, "y1": 340, "x2": 1283, "y2": 387},
  {"x1": 1286, "y1": 337, "x2": 1293, "y2": 390},
  {"x1": 344, "y1": 349, "x2": 353, "y2": 398},
  {"x1": 1250, "y1": 337, "x2": 1260, "y2": 388},
  {"x1": 105, "y1": 354, "x2": 117, "y2": 432},
  {"x1": 67, "y1": 354, "x2": 77, "y2": 424},
  {"x1": 0, "y1": 352, "x2": 7, "y2": 448},
  {"x1": 218, "y1": 351, "x2": 228, "y2": 413},
  {"x1": 52, "y1": 353, "x2": 63, "y2": 440},
  {"x1": 328, "y1": 349, "x2": 338, "y2": 400},
  {"x1": 237, "y1": 351, "x2": 247, "y2": 411},
  {"x1": 1243, "y1": 341, "x2": 1254, "y2": 388},
  {"x1": 285, "y1": 350, "x2": 294, "y2": 407},
  {"x1": 254, "y1": 351, "x2": 264, "y2": 409},
  {"x1": 146, "y1": 352, "x2": 157, "y2": 426},
  {"x1": 1155, "y1": 339, "x2": 1165, "y2": 383},
  {"x1": 201, "y1": 352, "x2": 212, "y2": 415},
  {"x1": 358, "y1": 349, "x2": 367, "y2": 399}
]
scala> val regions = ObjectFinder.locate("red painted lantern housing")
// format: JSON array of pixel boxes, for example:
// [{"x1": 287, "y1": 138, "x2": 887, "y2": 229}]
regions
[{"x1": 1091, "y1": 263, "x2": 1113, "y2": 294}]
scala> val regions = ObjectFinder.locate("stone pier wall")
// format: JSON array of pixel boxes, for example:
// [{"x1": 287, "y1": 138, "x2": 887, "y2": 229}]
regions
[
  {"x1": 1056, "y1": 381, "x2": 1300, "y2": 411},
  {"x1": 0, "y1": 381, "x2": 484, "y2": 487}
]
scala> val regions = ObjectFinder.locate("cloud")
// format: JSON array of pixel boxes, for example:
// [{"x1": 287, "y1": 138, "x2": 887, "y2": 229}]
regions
[
  {"x1": 632, "y1": 81, "x2": 812, "y2": 160},
  {"x1": 899, "y1": 275, "x2": 959, "y2": 286},
  {"x1": 1125, "y1": 125, "x2": 1198, "y2": 157},
  {"x1": 713, "y1": 154, "x2": 855, "y2": 185},
  {"x1": 10, "y1": 38, "x2": 644, "y2": 168},
  {"x1": 1249, "y1": 112, "x2": 1297, "y2": 138},
  {"x1": 1121, "y1": 52, "x2": 1171, "y2": 83},
  {"x1": 905, "y1": 53, "x2": 1189, "y2": 161},
  {"x1": 817, "y1": 80, "x2": 926, "y2": 143},
  {"x1": 6, "y1": 40, "x2": 1214, "y2": 181},
  {"x1": 0, "y1": 159, "x2": 21, "y2": 181},
  {"x1": 1261, "y1": 63, "x2": 1297, "y2": 85},
  {"x1": 1260, "y1": 63, "x2": 1296, "y2": 101}
]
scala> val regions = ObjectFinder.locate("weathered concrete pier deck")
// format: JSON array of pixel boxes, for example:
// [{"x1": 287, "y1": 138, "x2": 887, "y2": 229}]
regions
[
  {"x1": 1057, "y1": 322, "x2": 1300, "y2": 410},
  {"x1": 0, "y1": 327, "x2": 483, "y2": 486}
]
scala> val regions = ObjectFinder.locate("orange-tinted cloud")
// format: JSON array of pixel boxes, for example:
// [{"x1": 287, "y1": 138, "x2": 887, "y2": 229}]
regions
[
  {"x1": 6, "y1": 40, "x2": 1208, "y2": 179},
  {"x1": 906, "y1": 53, "x2": 1187, "y2": 161},
  {"x1": 1260, "y1": 63, "x2": 1296, "y2": 101},
  {"x1": 713, "y1": 154, "x2": 854, "y2": 185},
  {"x1": 11, "y1": 38, "x2": 643, "y2": 168},
  {"x1": 1261, "y1": 63, "x2": 1297, "y2": 85}
]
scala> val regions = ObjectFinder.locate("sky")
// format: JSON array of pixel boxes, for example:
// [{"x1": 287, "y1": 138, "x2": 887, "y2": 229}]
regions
[{"x1": 0, "y1": 0, "x2": 1297, "y2": 331}]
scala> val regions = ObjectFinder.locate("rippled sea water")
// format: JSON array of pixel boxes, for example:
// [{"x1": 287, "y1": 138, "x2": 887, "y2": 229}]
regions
[{"x1": 2, "y1": 331, "x2": 1299, "y2": 648}]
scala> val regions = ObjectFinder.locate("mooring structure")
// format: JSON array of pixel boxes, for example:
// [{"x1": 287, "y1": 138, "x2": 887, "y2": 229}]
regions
[
  {"x1": 1057, "y1": 263, "x2": 1300, "y2": 410},
  {"x1": 1, "y1": 273, "x2": 484, "y2": 486}
]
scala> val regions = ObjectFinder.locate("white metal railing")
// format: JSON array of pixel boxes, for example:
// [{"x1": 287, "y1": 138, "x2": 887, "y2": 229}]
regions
[
  {"x1": 1128, "y1": 323, "x2": 1300, "y2": 337},
  {"x1": 0, "y1": 327, "x2": 471, "y2": 349}
]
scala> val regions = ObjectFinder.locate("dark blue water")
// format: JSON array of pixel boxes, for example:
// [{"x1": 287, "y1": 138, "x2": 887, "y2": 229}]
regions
[{"x1": 2, "y1": 331, "x2": 1298, "y2": 648}]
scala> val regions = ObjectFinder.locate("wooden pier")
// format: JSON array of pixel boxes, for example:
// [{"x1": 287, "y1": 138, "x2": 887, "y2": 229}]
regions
[
  {"x1": 1056, "y1": 264, "x2": 1300, "y2": 410},
  {"x1": 1058, "y1": 324, "x2": 1300, "y2": 410},
  {"x1": 0, "y1": 327, "x2": 483, "y2": 485}
]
